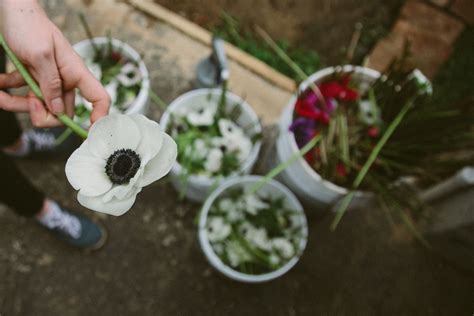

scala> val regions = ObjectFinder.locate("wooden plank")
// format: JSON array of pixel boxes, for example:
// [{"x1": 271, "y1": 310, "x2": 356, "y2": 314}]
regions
[{"x1": 126, "y1": 0, "x2": 296, "y2": 92}]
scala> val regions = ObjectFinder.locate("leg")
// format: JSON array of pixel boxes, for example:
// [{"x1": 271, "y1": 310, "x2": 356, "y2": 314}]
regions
[
  {"x1": 0, "y1": 109, "x2": 23, "y2": 148},
  {"x1": 0, "y1": 152, "x2": 44, "y2": 217},
  {"x1": 0, "y1": 48, "x2": 24, "y2": 149}
]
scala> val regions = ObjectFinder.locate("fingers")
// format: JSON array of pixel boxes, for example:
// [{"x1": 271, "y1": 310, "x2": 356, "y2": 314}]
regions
[
  {"x1": 33, "y1": 49, "x2": 65, "y2": 115},
  {"x1": 28, "y1": 95, "x2": 61, "y2": 128},
  {"x1": 0, "y1": 91, "x2": 30, "y2": 112},
  {"x1": 63, "y1": 89, "x2": 75, "y2": 118},
  {"x1": 0, "y1": 71, "x2": 26, "y2": 89},
  {"x1": 52, "y1": 34, "x2": 109, "y2": 124},
  {"x1": 76, "y1": 69, "x2": 110, "y2": 124}
]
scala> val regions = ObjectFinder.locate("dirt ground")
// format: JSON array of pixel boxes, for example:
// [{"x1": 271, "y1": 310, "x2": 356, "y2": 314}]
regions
[
  {"x1": 155, "y1": 0, "x2": 403, "y2": 64},
  {"x1": 1, "y1": 156, "x2": 473, "y2": 315},
  {"x1": 0, "y1": 1, "x2": 473, "y2": 315}
]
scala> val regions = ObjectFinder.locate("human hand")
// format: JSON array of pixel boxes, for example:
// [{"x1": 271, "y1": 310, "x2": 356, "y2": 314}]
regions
[{"x1": 0, "y1": 0, "x2": 109, "y2": 127}]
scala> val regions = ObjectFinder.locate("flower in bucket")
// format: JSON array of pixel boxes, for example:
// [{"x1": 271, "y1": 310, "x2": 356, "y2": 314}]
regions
[
  {"x1": 167, "y1": 90, "x2": 258, "y2": 179},
  {"x1": 205, "y1": 189, "x2": 304, "y2": 274},
  {"x1": 65, "y1": 114, "x2": 177, "y2": 216}
]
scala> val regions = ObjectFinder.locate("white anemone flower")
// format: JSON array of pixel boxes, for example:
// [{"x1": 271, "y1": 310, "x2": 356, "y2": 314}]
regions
[
  {"x1": 178, "y1": 102, "x2": 217, "y2": 127},
  {"x1": 218, "y1": 198, "x2": 243, "y2": 223},
  {"x1": 204, "y1": 148, "x2": 223, "y2": 173},
  {"x1": 206, "y1": 217, "x2": 231, "y2": 242},
  {"x1": 218, "y1": 119, "x2": 244, "y2": 140},
  {"x1": 105, "y1": 80, "x2": 119, "y2": 106},
  {"x1": 243, "y1": 193, "x2": 269, "y2": 215},
  {"x1": 226, "y1": 240, "x2": 251, "y2": 267},
  {"x1": 269, "y1": 254, "x2": 281, "y2": 266},
  {"x1": 239, "y1": 223, "x2": 272, "y2": 251},
  {"x1": 117, "y1": 62, "x2": 142, "y2": 87},
  {"x1": 75, "y1": 94, "x2": 93, "y2": 112},
  {"x1": 193, "y1": 139, "x2": 209, "y2": 159},
  {"x1": 217, "y1": 119, "x2": 252, "y2": 162},
  {"x1": 85, "y1": 59, "x2": 102, "y2": 81},
  {"x1": 272, "y1": 238, "x2": 295, "y2": 259},
  {"x1": 65, "y1": 114, "x2": 177, "y2": 216}
]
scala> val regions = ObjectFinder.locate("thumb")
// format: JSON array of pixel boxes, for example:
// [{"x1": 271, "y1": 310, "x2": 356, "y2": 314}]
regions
[{"x1": 35, "y1": 56, "x2": 65, "y2": 115}]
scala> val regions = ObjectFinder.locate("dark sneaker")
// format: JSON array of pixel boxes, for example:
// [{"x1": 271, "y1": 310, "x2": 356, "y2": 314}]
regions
[
  {"x1": 41, "y1": 207, "x2": 107, "y2": 251},
  {"x1": 25, "y1": 127, "x2": 80, "y2": 158},
  {"x1": 4, "y1": 127, "x2": 80, "y2": 159}
]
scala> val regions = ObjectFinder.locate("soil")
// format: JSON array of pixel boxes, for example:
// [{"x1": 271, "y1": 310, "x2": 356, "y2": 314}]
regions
[{"x1": 155, "y1": 0, "x2": 403, "y2": 64}]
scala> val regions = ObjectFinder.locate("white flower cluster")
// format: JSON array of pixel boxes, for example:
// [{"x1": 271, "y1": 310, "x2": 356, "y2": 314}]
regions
[
  {"x1": 171, "y1": 101, "x2": 253, "y2": 177},
  {"x1": 76, "y1": 58, "x2": 142, "y2": 115},
  {"x1": 206, "y1": 191, "x2": 301, "y2": 273}
]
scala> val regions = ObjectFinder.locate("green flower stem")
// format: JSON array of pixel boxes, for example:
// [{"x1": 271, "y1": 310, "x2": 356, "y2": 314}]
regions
[
  {"x1": 330, "y1": 99, "x2": 415, "y2": 230},
  {"x1": 0, "y1": 34, "x2": 88, "y2": 139},
  {"x1": 78, "y1": 13, "x2": 100, "y2": 57},
  {"x1": 248, "y1": 134, "x2": 322, "y2": 195},
  {"x1": 255, "y1": 26, "x2": 328, "y2": 111},
  {"x1": 149, "y1": 89, "x2": 168, "y2": 111}
]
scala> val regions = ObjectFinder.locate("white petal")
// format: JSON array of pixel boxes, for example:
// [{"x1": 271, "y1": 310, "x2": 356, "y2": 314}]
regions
[
  {"x1": 129, "y1": 115, "x2": 163, "y2": 165},
  {"x1": 117, "y1": 63, "x2": 141, "y2": 87},
  {"x1": 102, "y1": 169, "x2": 142, "y2": 203},
  {"x1": 65, "y1": 141, "x2": 112, "y2": 197},
  {"x1": 139, "y1": 133, "x2": 177, "y2": 187},
  {"x1": 105, "y1": 80, "x2": 119, "y2": 106},
  {"x1": 88, "y1": 114, "x2": 141, "y2": 159},
  {"x1": 77, "y1": 190, "x2": 139, "y2": 216}
]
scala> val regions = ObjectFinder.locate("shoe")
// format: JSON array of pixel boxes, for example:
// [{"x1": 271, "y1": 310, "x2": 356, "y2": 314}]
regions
[
  {"x1": 5, "y1": 127, "x2": 80, "y2": 159},
  {"x1": 41, "y1": 206, "x2": 107, "y2": 251},
  {"x1": 25, "y1": 127, "x2": 80, "y2": 158}
]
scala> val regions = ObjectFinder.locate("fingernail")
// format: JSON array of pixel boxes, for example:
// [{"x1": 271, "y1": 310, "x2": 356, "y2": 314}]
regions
[{"x1": 51, "y1": 97, "x2": 64, "y2": 114}]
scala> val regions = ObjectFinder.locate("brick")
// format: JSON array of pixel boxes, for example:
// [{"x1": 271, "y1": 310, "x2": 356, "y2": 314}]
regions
[
  {"x1": 451, "y1": 0, "x2": 474, "y2": 24},
  {"x1": 368, "y1": 1, "x2": 464, "y2": 78},
  {"x1": 400, "y1": 1, "x2": 464, "y2": 45}
]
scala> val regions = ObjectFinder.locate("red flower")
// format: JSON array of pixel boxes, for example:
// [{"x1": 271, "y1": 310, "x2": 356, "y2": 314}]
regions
[
  {"x1": 319, "y1": 76, "x2": 358, "y2": 102},
  {"x1": 110, "y1": 51, "x2": 123, "y2": 63},
  {"x1": 336, "y1": 163, "x2": 347, "y2": 178},
  {"x1": 295, "y1": 97, "x2": 321, "y2": 120},
  {"x1": 367, "y1": 126, "x2": 380, "y2": 138}
]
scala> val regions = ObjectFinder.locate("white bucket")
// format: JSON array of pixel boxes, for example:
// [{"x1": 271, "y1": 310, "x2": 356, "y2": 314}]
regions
[
  {"x1": 275, "y1": 65, "x2": 379, "y2": 209},
  {"x1": 160, "y1": 89, "x2": 262, "y2": 202},
  {"x1": 73, "y1": 37, "x2": 150, "y2": 124},
  {"x1": 198, "y1": 175, "x2": 308, "y2": 283}
]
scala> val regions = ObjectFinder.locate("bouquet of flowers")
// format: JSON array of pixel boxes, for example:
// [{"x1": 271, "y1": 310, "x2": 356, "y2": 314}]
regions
[
  {"x1": 290, "y1": 65, "x2": 430, "y2": 189},
  {"x1": 258, "y1": 27, "x2": 474, "y2": 237},
  {"x1": 74, "y1": 37, "x2": 144, "y2": 120},
  {"x1": 205, "y1": 188, "x2": 304, "y2": 274},
  {"x1": 166, "y1": 88, "x2": 259, "y2": 179},
  {"x1": 74, "y1": 14, "x2": 148, "y2": 123}
]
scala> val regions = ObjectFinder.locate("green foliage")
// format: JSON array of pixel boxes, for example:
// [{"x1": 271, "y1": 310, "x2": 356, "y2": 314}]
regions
[{"x1": 213, "y1": 12, "x2": 321, "y2": 81}]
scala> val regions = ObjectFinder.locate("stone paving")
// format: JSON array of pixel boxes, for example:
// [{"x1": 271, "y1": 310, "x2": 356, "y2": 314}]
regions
[
  {"x1": 0, "y1": 0, "x2": 473, "y2": 315},
  {"x1": 368, "y1": 0, "x2": 470, "y2": 78}
]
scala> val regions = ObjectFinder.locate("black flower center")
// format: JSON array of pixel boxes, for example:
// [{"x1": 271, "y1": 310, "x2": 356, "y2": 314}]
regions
[{"x1": 105, "y1": 149, "x2": 141, "y2": 185}]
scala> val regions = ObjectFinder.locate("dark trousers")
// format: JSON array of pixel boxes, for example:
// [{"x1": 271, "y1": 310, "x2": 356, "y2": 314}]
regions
[{"x1": 0, "y1": 51, "x2": 44, "y2": 217}]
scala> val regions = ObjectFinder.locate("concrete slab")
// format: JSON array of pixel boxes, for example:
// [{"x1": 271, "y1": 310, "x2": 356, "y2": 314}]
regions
[{"x1": 42, "y1": 0, "x2": 293, "y2": 125}]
